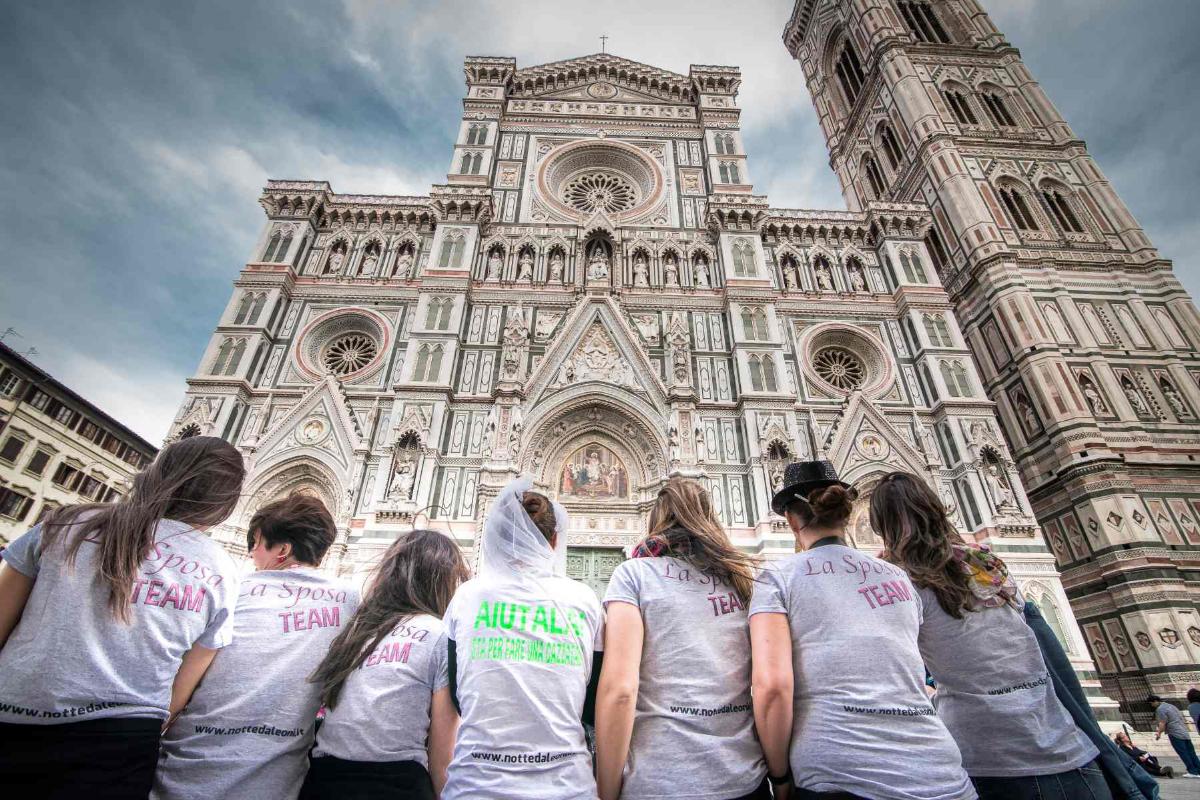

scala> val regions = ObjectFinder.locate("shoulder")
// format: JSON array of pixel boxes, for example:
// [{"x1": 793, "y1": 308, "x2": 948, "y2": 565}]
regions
[
  {"x1": 552, "y1": 576, "x2": 602, "y2": 611},
  {"x1": 412, "y1": 613, "x2": 447, "y2": 638}
]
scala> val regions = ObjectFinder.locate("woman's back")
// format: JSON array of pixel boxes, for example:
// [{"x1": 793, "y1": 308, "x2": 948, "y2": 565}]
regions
[
  {"x1": 750, "y1": 544, "x2": 973, "y2": 800},
  {"x1": 442, "y1": 572, "x2": 603, "y2": 800},
  {"x1": 604, "y1": 556, "x2": 763, "y2": 799},
  {"x1": 0, "y1": 518, "x2": 239, "y2": 725}
]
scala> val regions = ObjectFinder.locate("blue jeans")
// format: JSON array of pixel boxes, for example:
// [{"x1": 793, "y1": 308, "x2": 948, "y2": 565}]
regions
[
  {"x1": 972, "y1": 759, "x2": 1112, "y2": 800},
  {"x1": 1169, "y1": 734, "x2": 1200, "y2": 775}
]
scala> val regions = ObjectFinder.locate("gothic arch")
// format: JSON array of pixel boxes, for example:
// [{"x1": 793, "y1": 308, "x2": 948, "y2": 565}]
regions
[{"x1": 240, "y1": 455, "x2": 344, "y2": 529}]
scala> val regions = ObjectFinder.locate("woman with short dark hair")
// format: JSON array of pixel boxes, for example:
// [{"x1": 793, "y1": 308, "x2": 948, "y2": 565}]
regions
[
  {"x1": 153, "y1": 492, "x2": 359, "y2": 800},
  {"x1": 0, "y1": 436, "x2": 246, "y2": 799},
  {"x1": 302, "y1": 529, "x2": 469, "y2": 799},
  {"x1": 870, "y1": 471, "x2": 1106, "y2": 800}
]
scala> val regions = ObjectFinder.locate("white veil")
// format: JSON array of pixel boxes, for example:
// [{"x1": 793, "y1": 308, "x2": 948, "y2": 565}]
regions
[{"x1": 479, "y1": 475, "x2": 569, "y2": 580}]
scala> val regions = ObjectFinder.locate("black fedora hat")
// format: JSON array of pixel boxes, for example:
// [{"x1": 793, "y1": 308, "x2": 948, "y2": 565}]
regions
[{"x1": 771, "y1": 460, "x2": 851, "y2": 515}]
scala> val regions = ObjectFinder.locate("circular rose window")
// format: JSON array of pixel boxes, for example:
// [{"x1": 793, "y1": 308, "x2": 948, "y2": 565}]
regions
[
  {"x1": 813, "y1": 347, "x2": 866, "y2": 391},
  {"x1": 322, "y1": 333, "x2": 378, "y2": 376},
  {"x1": 562, "y1": 171, "x2": 637, "y2": 213}
]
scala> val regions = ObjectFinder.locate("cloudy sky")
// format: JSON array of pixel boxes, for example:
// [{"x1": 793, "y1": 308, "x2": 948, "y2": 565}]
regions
[{"x1": 1, "y1": 0, "x2": 1197, "y2": 443}]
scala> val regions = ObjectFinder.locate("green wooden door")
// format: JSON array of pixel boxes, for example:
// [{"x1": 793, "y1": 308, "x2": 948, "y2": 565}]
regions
[{"x1": 566, "y1": 547, "x2": 626, "y2": 597}]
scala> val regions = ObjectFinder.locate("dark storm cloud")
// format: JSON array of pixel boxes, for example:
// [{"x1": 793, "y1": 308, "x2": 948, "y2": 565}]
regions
[{"x1": 0, "y1": 1, "x2": 1195, "y2": 440}]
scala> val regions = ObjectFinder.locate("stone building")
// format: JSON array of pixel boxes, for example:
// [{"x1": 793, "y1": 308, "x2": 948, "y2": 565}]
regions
[
  {"x1": 0, "y1": 341, "x2": 156, "y2": 545},
  {"x1": 783, "y1": 0, "x2": 1200, "y2": 723}
]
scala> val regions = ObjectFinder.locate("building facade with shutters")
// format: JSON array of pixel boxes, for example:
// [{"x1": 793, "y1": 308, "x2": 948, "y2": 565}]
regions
[
  {"x1": 0, "y1": 342, "x2": 157, "y2": 545},
  {"x1": 783, "y1": 0, "x2": 1200, "y2": 724},
  {"x1": 177, "y1": 23, "x2": 1200, "y2": 721}
]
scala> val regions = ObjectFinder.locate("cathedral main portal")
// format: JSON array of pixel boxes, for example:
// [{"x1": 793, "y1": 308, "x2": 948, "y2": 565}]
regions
[{"x1": 566, "y1": 546, "x2": 626, "y2": 597}]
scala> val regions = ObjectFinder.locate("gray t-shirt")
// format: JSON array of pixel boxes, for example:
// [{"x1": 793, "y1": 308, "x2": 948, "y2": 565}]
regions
[
  {"x1": 442, "y1": 574, "x2": 604, "y2": 800},
  {"x1": 604, "y1": 557, "x2": 765, "y2": 799},
  {"x1": 0, "y1": 520, "x2": 240, "y2": 724},
  {"x1": 153, "y1": 568, "x2": 359, "y2": 800},
  {"x1": 313, "y1": 613, "x2": 450, "y2": 765},
  {"x1": 916, "y1": 586, "x2": 1097, "y2": 777},
  {"x1": 749, "y1": 545, "x2": 975, "y2": 800},
  {"x1": 1157, "y1": 702, "x2": 1191, "y2": 739}
]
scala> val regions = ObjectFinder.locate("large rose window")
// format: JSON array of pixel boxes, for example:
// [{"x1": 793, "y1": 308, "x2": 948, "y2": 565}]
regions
[
  {"x1": 536, "y1": 141, "x2": 664, "y2": 222},
  {"x1": 812, "y1": 347, "x2": 866, "y2": 391},
  {"x1": 322, "y1": 333, "x2": 378, "y2": 376},
  {"x1": 562, "y1": 171, "x2": 637, "y2": 213}
]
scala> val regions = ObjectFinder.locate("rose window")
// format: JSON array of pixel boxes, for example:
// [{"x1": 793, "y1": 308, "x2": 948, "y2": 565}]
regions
[
  {"x1": 813, "y1": 347, "x2": 866, "y2": 390},
  {"x1": 322, "y1": 334, "x2": 378, "y2": 376},
  {"x1": 562, "y1": 171, "x2": 637, "y2": 214}
]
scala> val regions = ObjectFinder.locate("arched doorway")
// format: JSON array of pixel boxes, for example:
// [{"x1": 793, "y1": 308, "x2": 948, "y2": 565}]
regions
[{"x1": 846, "y1": 474, "x2": 884, "y2": 553}]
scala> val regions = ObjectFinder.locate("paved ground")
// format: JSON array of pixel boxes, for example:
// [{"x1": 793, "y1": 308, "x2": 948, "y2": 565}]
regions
[{"x1": 1139, "y1": 752, "x2": 1200, "y2": 799}]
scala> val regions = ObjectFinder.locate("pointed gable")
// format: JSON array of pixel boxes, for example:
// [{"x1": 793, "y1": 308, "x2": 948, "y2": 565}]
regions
[
  {"x1": 250, "y1": 375, "x2": 364, "y2": 476},
  {"x1": 827, "y1": 393, "x2": 929, "y2": 482},
  {"x1": 510, "y1": 53, "x2": 694, "y2": 103}
]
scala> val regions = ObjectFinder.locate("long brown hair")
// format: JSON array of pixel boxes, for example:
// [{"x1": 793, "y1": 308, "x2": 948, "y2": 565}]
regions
[
  {"x1": 40, "y1": 436, "x2": 245, "y2": 622},
  {"x1": 869, "y1": 471, "x2": 972, "y2": 618},
  {"x1": 311, "y1": 529, "x2": 469, "y2": 708},
  {"x1": 646, "y1": 478, "x2": 758, "y2": 603}
]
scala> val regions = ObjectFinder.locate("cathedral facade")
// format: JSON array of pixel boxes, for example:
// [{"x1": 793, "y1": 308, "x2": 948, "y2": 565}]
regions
[{"x1": 171, "y1": 1, "x2": 1198, "y2": 724}]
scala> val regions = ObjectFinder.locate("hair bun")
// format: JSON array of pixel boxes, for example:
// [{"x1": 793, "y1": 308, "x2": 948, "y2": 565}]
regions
[{"x1": 521, "y1": 491, "x2": 557, "y2": 543}]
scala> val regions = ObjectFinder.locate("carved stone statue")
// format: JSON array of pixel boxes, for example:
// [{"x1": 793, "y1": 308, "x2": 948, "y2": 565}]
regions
[
  {"x1": 500, "y1": 310, "x2": 529, "y2": 381},
  {"x1": 328, "y1": 249, "x2": 344, "y2": 274},
  {"x1": 548, "y1": 252, "x2": 565, "y2": 282},
  {"x1": 361, "y1": 251, "x2": 378, "y2": 276},
  {"x1": 485, "y1": 251, "x2": 503, "y2": 281},
  {"x1": 507, "y1": 406, "x2": 524, "y2": 456},
  {"x1": 783, "y1": 267, "x2": 798, "y2": 290},
  {"x1": 768, "y1": 461, "x2": 785, "y2": 491},
  {"x1": 1123, "y1": 382, "x2": 1149, "y2": 416},
  {"x1": 587, "y1": 246, "x2": 610, "y2": 280},
  {"x1": 483, "y1": 406, "x2": 498, "y2": 455},
  {"x1": 632, "y1": 255, "x2": 649, "y2": 287},
  {"x1": 1016, "y1": 395, "x2": 1039, "y2": 434},
  {"x1": 849, "y1": 265, "x2": 867, "y2": 292},
  {"x1": 395, "y1": 252, "x2": 413, "y2": 279},
  {"x1": 694, "y1": 424, "x2": 707, "y2": 463},
  {"x1": 1161, "y1": 381, "x2": 1189, "y2": 417},
  {"x1": 815, "y1": 262, "x2": 834, "y2": 291},
  {"x1": 516, "y1": 252, "x2": 534, "y2": 282},
  {"x1": 984, "y1": 463, "x2": 1015, "y2": 510},
  {"x1": 387, "y1": 459, "x2": 416, "y2": 502},
  {"x1": 668, "y1": 425, "x2": 681, "y2": 462},
  {"x1": 663, "y1": 256, "x2": 679, "y2": 287},
  {"x1": 694, "y1": 258, "x2": 711, "y2": 289},
  {"x1": 633, "y1": 314, "x2": 660, "y2": 345},
  {"x1": 1081, "y1": 381, "x2": 1108, "y2": 415}
]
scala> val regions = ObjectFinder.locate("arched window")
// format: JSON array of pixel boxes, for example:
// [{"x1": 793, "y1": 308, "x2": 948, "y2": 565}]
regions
[
  {"x1": 897, "y1": 1, "x2": 951, "y2": 44},
  {"x1": 834, "y1": 39, "x2": 866, "y2": 107},
  {"x1": 863, "y1": 155, "x2": 886, "y2": 199},
  {"x1": 898, "y1": 250, "x2": 928, "y2": 283},
  {"x1": 918, "y1": 362, "x2": 937, "y2": 404},
  {"x1": 714, "y1": 134, "x2": 727, "y2": 155},
  {"x1": 262, "y1": 231, "x2": 282, "y2": 262},
  {"x1": 719, "y1": 161, "x2": 741, "y2": 184},
  {"x1": 997, "y1": 184, "x2": 1040, "y2": 231},
  {"x1": 225, "y1": 339, "x2": 247, "y2": 377},
  {"x1": 748, "y1": 355, "x2": 765, "y2": 392},
  {"x1": 742, "y1": 308, "x2": 769, "y2": 340},
  {"x1": 414, "y1": 344, "x2": 444, "y2": 382},
  {"x1": 277, "y1": 232, "x2": 293, "y2": 263},
  {"x1": 942, "y1": 85, "x2": 978, "y2": 125},
  {"x1": 741, "y1": 308, "x2": 755, "y2": 339},
  {"x1": 952, "y1": 362, "x2": 971, "y2": 397},
  {"x1": 940, "y1": 359, "x2": 971, "y2": 397},
  {"x1": 460, "y1": 152, "x2": 483, "y2": 175},
  {"x1": 936, "y1": 421, "x2": 960, "y2": 464},
  {"x1": 467, "y1": 124, "x2": 487, "y2": 145},
  {"x1": 924, "y1": 314, "x2": 952, "y2": 347},
  {"x1": 980, "y1": 88, "x2": 1017, "y2": 128},
  {"x1": 234, "y1": 293, "x2": 254, "y2": 325},
  {"x1": 211, "y1": 339, "x2": 234, "y2": 375},
  {"x1": 762, "y1": 355, "x2": 779, "y2": 392},
  {"x1": 731, "y1": 239, "x2": 754, "y2": 276},
  {"x1": 1040, "y1": 186, "x2": 1085, "y2": 234},
  {"x1": 424, "y1": 298, "x2": 442, "y2": 330},
  {"x1": 248, "y1": 293, "x2": 268, "y2": 325},
  {"x1": 437, "y1": 298, "x2": 453, "y2": 330},
  {"x1": 438, "y1": 232, "x2": 464, "y2": 269},
  {"x1": 924, "y1": 227, "x2": 951, "y2": 276},
  {"x1": 879, "y1": 124, "x2": 903, "y2": 170}
]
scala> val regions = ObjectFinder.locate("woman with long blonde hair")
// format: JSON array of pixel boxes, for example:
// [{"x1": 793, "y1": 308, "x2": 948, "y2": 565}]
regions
[{"x1": 595, "y1": 477, "x2": 766, "y2": 800}]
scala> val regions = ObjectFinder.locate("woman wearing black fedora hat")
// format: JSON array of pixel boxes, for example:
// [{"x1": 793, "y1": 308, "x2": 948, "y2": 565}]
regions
[{"x1": 749, "y1": 460, "x2": 975, "y2": 800}]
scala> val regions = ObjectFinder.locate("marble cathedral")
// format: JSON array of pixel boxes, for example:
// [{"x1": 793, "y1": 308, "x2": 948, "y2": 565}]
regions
[{"x1": 172, "y1": 0, "x2": 1200, "y2": 722}]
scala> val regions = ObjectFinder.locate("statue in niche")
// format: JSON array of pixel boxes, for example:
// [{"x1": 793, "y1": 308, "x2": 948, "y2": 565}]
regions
[
  {"x1": 1122, "y1": 380, "x2": 1149, "y2": 416},
  {"x1": 361, "y1": 250, "x2": 379, "y2": 276},
  {"x1": 1015, "y1": 393, "x2": 1039, "y2": 435},
  {"x1": 508, "y1": 406, "x2": 524, "y2": 456},
  {"x1": 849, "y1": 264, "x2": 867, "y2": 292},
  {"x1": 548, "y1": 252, "x2": 565, "y2": 282},
  {"x1": 632, "y1": 254, "x2": 649, "y2": 287},
  {"x1": 500, "y1": 310, "x2": 529, "y2": 381},
  {"x1": 483, "y1": 406, "x2": 499, "y2": 454},
  {"x1": 485, "y1": 250, "x2": 503, "y2": 281},
  {"x1": 1080, "y1": 379, "x2": 1108, "y2": 415},
  {"x1": 694, "y1": 258, "x2": 711, "y2": 289},
  {"x1": 328, "y1": 249, "x2": 344, "y2": 274},
  {"x1": 1161, "y1": 381, "x2": 1189, "y2": 417},
  {"x1": 783, "y1": 266, "x2": 798, "y2": 290},
  {"x1": 663, "y1": 255, "x2": 679, "y2": 287},
  {"x1": 516, "y1": 251, "x2": 534, "y2": 282},
  {"x1": 983, "y1": 462, "x2": 1015, "y2": 511},
  {"x1": 668, "y1": 425, "x2": 681, "y2": 462},
  {"x1": 815, "y1": 261, "x2": 834, "y2": 291},
  {"x1": 586, "y1": 241, "x2": 611, "y2": 280},
  {"x1": 694, "y1": 424, "x2": 707, "y2": 463},
  {"x1": 394, "y1": 251, "x2": 414, "y2": 279},
  {"x1": 387, "y1": 458, "x2": 416, "y2": 502}
]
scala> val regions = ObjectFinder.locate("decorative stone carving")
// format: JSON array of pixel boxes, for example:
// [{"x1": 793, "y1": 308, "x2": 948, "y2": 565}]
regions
[
  {"x1": 587, "y1": 245, "x2": 610, "y2": 280},
  {"x1": 1121, "y1": 379, "x2": 1149, "y2": 416},
  {"x1": 632, "y1": 254, "x2": 649, "y2": 287},
  {"x1": 508, "y1": 405, "x2": 524, "y2": 456},
  {"x1": 1161, "y1": 379, "x2": 1189, "y2": 417},
  {"x1": 534, "y1": 312, "x2": 563, "y2": 342},
  {"x1": 1081, "y1": 377, "x2": 1108, "y2": 415},
  {"x1": 500, "y1": 308, "x2": 530, "y2": 382},
  {"x1": 783, "y1": 266, "x2": 798, "y2": 290},
  {"x1": 665, "y1": 312, "x2": 691, "y2": 388},
  {"x1": 386, "y1": 458, "x2": 415, "y2": 502},
  {"x1": 548, "y1": 252, "x2": 565, "y2": 282},
  {"x1": 516, "y1": 251, "x2": 534, "y2": 282},
  {"x1": 848, "y1": 262, "x2": 867, "y2": 292},
  {"x1": 663, "y1": 253, "x2": 679, "y2": 287},
  {"x1": 395, "y1": 252, "x2": 414, "y2": 279},
  {"x1": 485, "y1": 251, "x2": 503, "y2": 281},
  {"x1": 694, "y1": 258, "x2": 711, "y2": 289},
  {"x1": 983, "y1": 461, "x2": 1016, "y2": 511},
  {"x1": 814, "y1": 260, "x2": 833, "y2": 291},
  {"x1": 550, "y1": 325, "x2": 637, "y2": 391},
  {"x1": 632, "y1": 314, "x2": 660, "y2": 345}
]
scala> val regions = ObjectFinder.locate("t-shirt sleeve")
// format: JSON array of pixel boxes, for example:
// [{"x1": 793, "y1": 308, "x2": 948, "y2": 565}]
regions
[
  {"x1": 1, "y1": 525, "x2": 44, "y2": 578},
  {"x1": 748, "y1": 563, "x2": 788, "y2": 617},
  {"x1": 443, "y1": 591, "x2": 461, "y2": 642},
  {"x1": 602, "y1": 560, "x2": 640, "y2": 608},
  {"x1": 430, "y1": 629, "x2": 450, "y2": 692},
  {"x1": 590, "y1": 591, "x2": 605, "y2": 653},
  {"x1": 194, "y1": 569, "x2": 240, "y2": 649}
]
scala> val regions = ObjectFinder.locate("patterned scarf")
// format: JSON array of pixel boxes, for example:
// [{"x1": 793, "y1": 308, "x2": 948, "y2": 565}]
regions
[
  {"x1": 631, "y1": 526, "x2": 693, "y2": 559},
  {"x1": 953, "y1": 543, "x2": 1021, "y2": 610}
]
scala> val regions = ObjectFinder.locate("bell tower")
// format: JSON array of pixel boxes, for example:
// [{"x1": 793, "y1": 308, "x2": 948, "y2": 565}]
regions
[{"x1": 784, "y1": 0, "x2": 1200, "y2": 723}]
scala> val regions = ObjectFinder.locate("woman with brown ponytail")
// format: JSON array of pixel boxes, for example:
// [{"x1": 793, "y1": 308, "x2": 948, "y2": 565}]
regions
[
  {"x1": 595, "y1": 477, "x2": 767, "y2": 800},
  {"x1": 750, "y1": 460, "x2": 974, "y2": 800},
  {"x1": 302, "y1": 529, "x2": 469, "y2": 800},
  {"x1": 0, "y1": 436, "x2": 245, "y2": 798},
  {"x1": 870, "y1": 472, "x2": 1106, "y2": 800}
]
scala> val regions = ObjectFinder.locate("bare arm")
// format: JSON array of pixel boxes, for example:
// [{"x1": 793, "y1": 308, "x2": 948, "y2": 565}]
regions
[
  {"x1": 595, "y1": 602, "x2": 644, "y2": 800},
  {"x1": 428, "y1": 687, "x2": 458, "y2": 798},
  {"x1": 164, "y1": 645, "x2": 218, "y2": 731},
  {"x1": 751, "y1": 612, "x2": 794, "y2": 795},
  {"x1": 0, "y1": 563, "x2": 34, "y2": 650}
]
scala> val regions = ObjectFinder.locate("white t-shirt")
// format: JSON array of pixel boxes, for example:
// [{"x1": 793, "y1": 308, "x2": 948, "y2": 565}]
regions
[
  {"x1": 0, "y1": 520, "x2": 240, "y2": 725},
  {"x1": 442, "y1": 574, "x2": 604, "y2": 800},
  {"x1": 604, "y1": 557, "x2": 765, "y2": 800},
  {"x1": 916, "y1": 586, "x2": 1097, "y2": 777},
  {"x1": 153, "y1": 568, "x2": 359, "y2": 800},
  {"x1": 749, "y1": 544, "x2": 976, "y2": 800},
  {"x1": 313, "y1": 613, "x2": 450, "y2": 765}
]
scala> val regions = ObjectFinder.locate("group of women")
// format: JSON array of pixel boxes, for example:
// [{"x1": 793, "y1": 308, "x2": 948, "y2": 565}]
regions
[{"x1": 0, "y1": 436, "x2": 1116, "y2": 799}]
